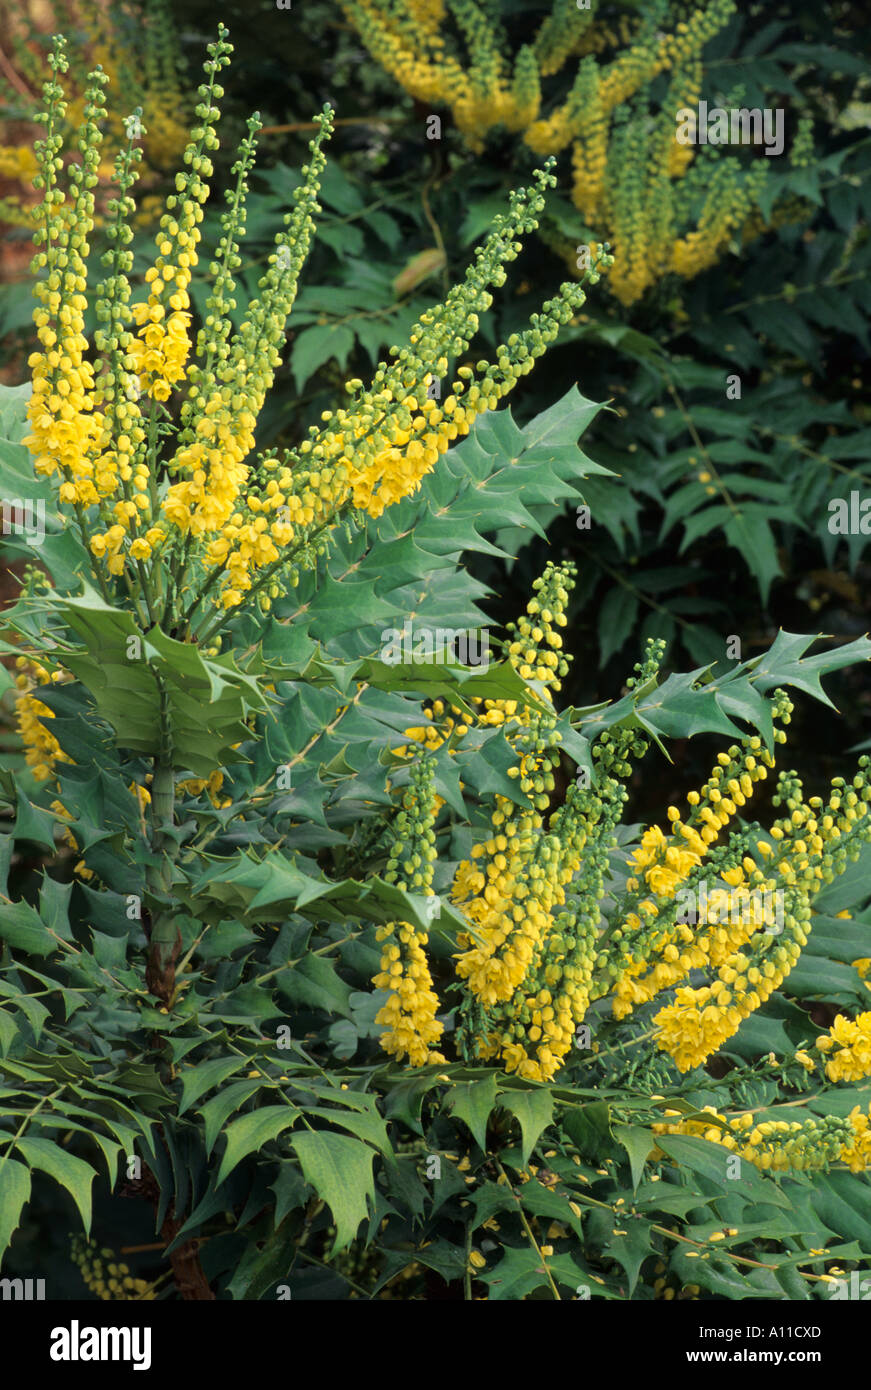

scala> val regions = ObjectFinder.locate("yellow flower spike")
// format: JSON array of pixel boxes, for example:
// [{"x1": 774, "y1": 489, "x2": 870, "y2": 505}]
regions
[{"x1": 372, "y1": 759, "x2": 444, "y2": 1066}]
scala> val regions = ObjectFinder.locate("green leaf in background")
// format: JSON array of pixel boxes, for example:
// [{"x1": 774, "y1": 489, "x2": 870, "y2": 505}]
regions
[
  {"x1": 655, "y1": 1134, "x2": 791, "y2": 1208},
  {"x1": 199, "y1": 1080, "x2": 264, "y2": 1156},
  {"x1": 12, "y1": 788, "x2": 59, "y2": 854},
  {"x1": 749, "y1": 630, "x2": 871, "y2": 709},
  {"x1": 290, "y1": 1130, "x2": 376, "y2": 1255},
  {"x1": 481, "y1": 1243, "x2": 589, "y2": 1300},
  {"x1": 601, "y1": 1217, "x2": 653, "y2": 1296},
  {"x1": 0, "y1": 381, "x2": 31, "y2": 439},
  {"x1": 178, "y1": 1057, "x2": 247, "y2": 1117},
  {"x1": 0, "y1": 1157, "x2": 31, "y2": 1260},
  {"x1": 225, "y1": 1224, "x2": 296, "y2": 1301},
  {"x1": 447, "y1": 1075, "x2": 499, "y2": 1151},
  {"x1": 562, "y1": 1101, "x2": 616, "y2": 1161},
  {"x1": 358, "y1": 655, "x2": 551, "y2": 721},
  {"x1": 0, "y1": 899, "x2": 57, "y2": 957},
  {"x1": 499, "y1": 1088, "x2": 555, "y2": 1169},
  {"x1": 14, "y1": 1136, "x2": 95, "y2": 1233},
  {"x1": 277, "y1": 954, "x2": 354, "y2": 1019},
  {"x1": 216, "y1": 1105, "x2": 302, "y2": 1186},
  {"x1": 672, "y1": 1247, "x2": 776, "y2": 1299},
  {"x1": 723, "y1": 509, "x2": 781, "y2": 605},
  {"x1": 0, "y1": 1010, "x2": 18, "y2": 1057},
  {"x1": 597, "y1": 586, "x2": 639, "y2": 667},
  {"x1": 613, "y1": 1124, "x2": 656, "y2": 1191},
  {"x1": 290, "y1": 323, "x2": 355, "y2": 392}
]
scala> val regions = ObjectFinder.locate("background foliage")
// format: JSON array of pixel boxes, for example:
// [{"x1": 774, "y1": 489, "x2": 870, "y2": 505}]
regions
[{"x1": 0, "y1": 0, "x2": 869, "y2": 1301}]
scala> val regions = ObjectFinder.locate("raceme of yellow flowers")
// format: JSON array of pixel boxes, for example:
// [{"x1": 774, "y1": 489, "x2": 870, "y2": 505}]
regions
[
  {"x1": 815, "y1": 1010, "x2": 871, "y2": 1083},
  {"x1": 373, "y1": 560, "x2": 871, "y2": 1134},
  {"x1": 0, "y1": 0, "x2": 187, "y2": 231},
  {"x1": 20, "y1": 30, "x2": 611, "y2": 648},
  {"x1": 13, "y1": 654, "x2": 71, "y2": 783},
  {"x1": 372, "y1": 758, "x2": 445, "y2": 1066},
  {"x1": 652, "y1": 1103, "x2": 871, "y2": 1175},
  {"x1": 70, "y1": 1236, "x2": 159, "y2": 1299},
  {"x1": 341, "y1": 0, "x2": 806, "y2": 304}
]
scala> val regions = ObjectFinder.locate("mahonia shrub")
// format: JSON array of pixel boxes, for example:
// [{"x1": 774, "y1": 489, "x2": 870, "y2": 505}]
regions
[
  {"x1": 1, "y1": 28, "x2": 870, "y2": 1302},
  {"x1": 339, "y1": 0, "x2": 816, "y2": 303}
]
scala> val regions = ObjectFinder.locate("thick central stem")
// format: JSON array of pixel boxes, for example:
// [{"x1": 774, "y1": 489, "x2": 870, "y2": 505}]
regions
[{"x1": 146, "y1": 759, "x2": 180, "y2": 1003}]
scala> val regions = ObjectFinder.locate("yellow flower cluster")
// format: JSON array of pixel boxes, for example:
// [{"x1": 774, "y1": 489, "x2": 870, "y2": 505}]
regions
[
  {"x1": 374, "y1": 921, "x2": 445, "y2": 1065},
  {"x1": 202, "y1": 180, "x2": 607, "y2": 611},
  {"x1": 399, "y1": 693, "x2": 522, "y2": 764},
  {"x1": 566, "y1": 40, "x2": 774, "y2": 303},
  {"x1": 0, "y1": 143, "x2": 44, "y2": 228},
  {"x1": 375, "y1": 561, "x2": 871, "y2": 1091},
  {"x1": 653, "y1": 940, "x2": 804, "y2": 1074},
  {"x1": 815, "y1": 1012, "x2": 871, "y2": 1082},
  {"x1": 479, "y1": 810, "x2": 601, "y2": 1080},
  {"x1": 628, "y1": 823, "x2": 705, "y2": 899},
  {"x1": 399, "y1": 697, "x2": 467, "y2": 756},
  {"x1": 653, "y1": 1104, "x2": 867, "y2": 1174},
  {"x1": 177, "y1": 768, "x2": 232, "y2": 810},
  {"x1": 372, "y1": 758, "x2": 445, "y2": 1066},
  {"x1": 128, "y1": 232, "x2": 197, "y2": 405},
  {"x1": 504, "y1": 572, "x2": 571, "y2": 690},
  {"x1": 308, "y1": 386, "x2": 472, "y2": 523},
  {"x1": 463, "y1": 636, "x2": 663, "y2": 1082},
  {"x1": 454, "y1": 813, "x2": 563, "y2": 1010},
  {"x1": 569, "y1": 60, "x2": 607, "y2": 224},
  {"x1": 13, "y1": 657, "x2": 71, "y2": 783},
  {"x1": 23, "y1": 57, "x2": 106, "y2": 512},
  {"x1": 669, "y1": 162, "x2": 770, "y2": 281},
  {"x1": 71, "y1": 1236, "x2": 157, "y2": 1300},
  {"x1": 653, "y1": 754, "x2": 871, "y2": 1072},
  {"x1": 0, "y1": 144, "x2": 40, "y2": 183},
  {"x1": 452, "y1": 564, "x2": 574, "y2": 1018},
  {"x1": 22, "y1": 37, "x2": 606, "y2": 631},
  {"x1": 612, "y1": 727, "x2": 783, "y2": 1020},
  {"x1": 840, "y1": 1106, "x2": 871, "y2": 1172}
]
